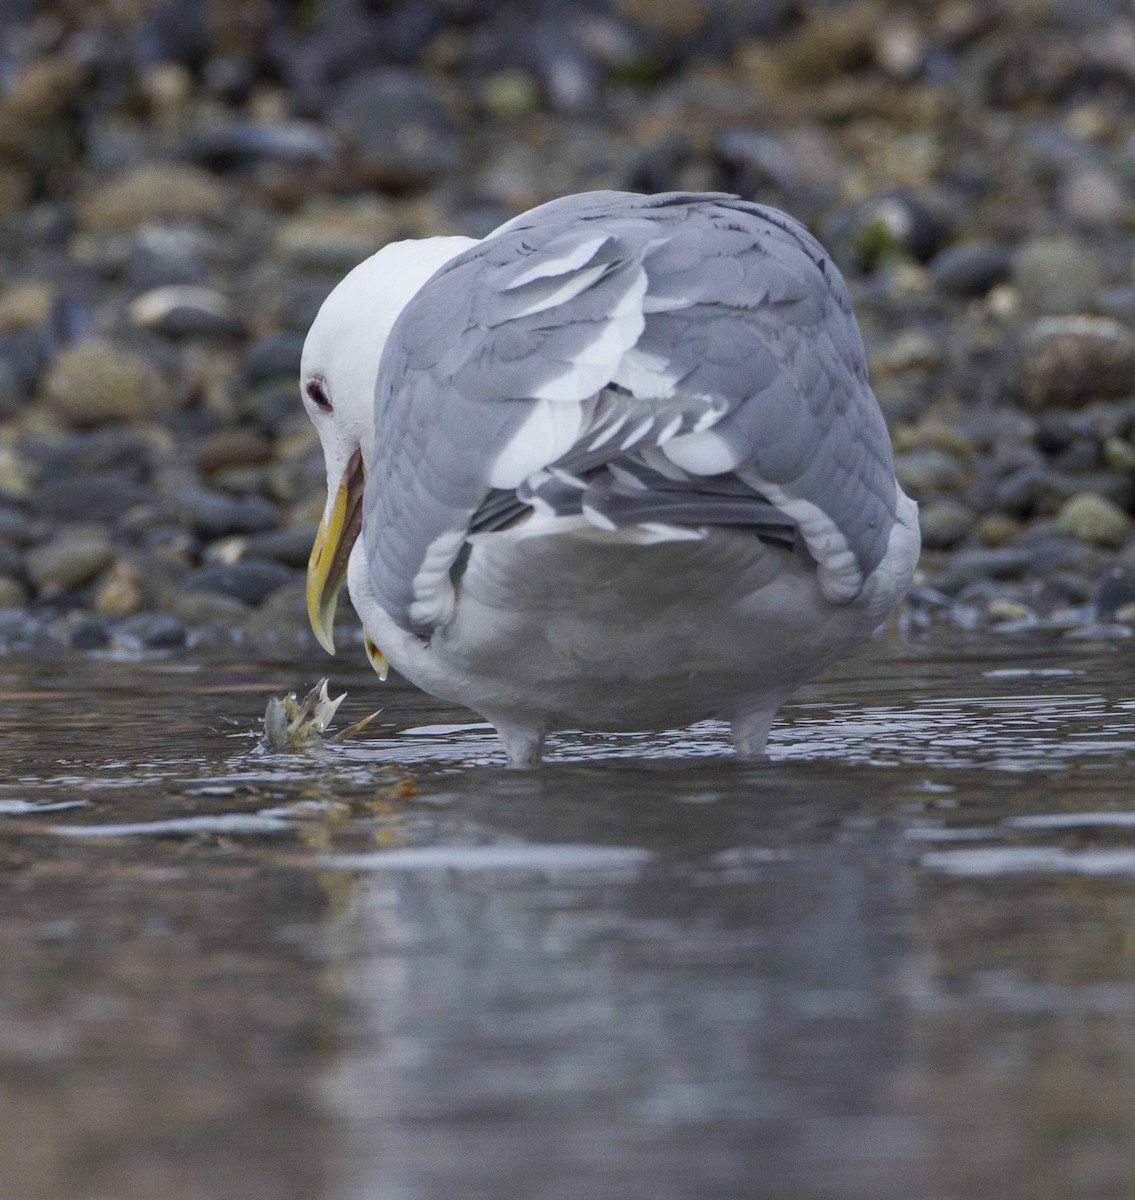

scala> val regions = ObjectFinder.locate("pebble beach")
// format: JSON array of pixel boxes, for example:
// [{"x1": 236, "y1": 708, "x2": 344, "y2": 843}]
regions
[{"x1": 2, "y1": 0, "x2": 1135, "y2": 659}]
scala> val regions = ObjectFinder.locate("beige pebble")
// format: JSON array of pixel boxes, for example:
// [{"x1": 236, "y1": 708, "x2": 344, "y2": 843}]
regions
[
  {"x1": 94, "y1": 560, "x2": 143, "y2": 616},
  {"x1": 1056, "y1": 492, "x2": 1132, "y2": 547},
  {"x1": 79, "y1": 163, "x2": 229, "y2": 233},
  {"x1": 40, "y1": 341, "x2": 168, "y2": 426}
]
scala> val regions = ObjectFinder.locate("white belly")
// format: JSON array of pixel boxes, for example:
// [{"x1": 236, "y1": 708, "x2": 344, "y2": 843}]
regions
[{"x1": 347, "y1": 523, "x2": 906, "y2": 735}]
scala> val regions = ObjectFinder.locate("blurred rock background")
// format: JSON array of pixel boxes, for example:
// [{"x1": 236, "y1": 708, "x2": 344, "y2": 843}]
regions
[{"x1": 1, "y1": 0, "x2": 1135, "y2": 657}]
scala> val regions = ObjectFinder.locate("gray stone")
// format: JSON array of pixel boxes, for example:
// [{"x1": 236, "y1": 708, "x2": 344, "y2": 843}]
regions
[
  {"x1": 894, "y1": 449, "x2": 969, "y2": 494},
  {"x1": 26, "y1": 529, "x2": 114, "y2": 592},
  {"x1": 0, "y1": 575, "x2": 26, "y2": 608},
  {"x1": 948, "y1": 546, "x2": 1036, "y2": 580},
  {"x1": 166, "y1": 489, "x2": 278, "y2": 539},
  {"x1": 244, "y1": 333, "x2": 305, "y2": 383},
  {"x1": 329, "y1": 67, "x2": 459, "y2": 189},
  {"x1": 183, "y1": 558, "x2": 295, "y2": 605},
  {"x1": 1016, "y1": 317, "x2": 1135, "y2": 410},
  {"x1": 1056, "y1": 493, "x2": 1132, "y2": 547},
  {"x1": 31, "y1": 474, "x2": 154, "y2": 524},
  {"x1": 929, "y1": 242, "x2": 1013, "y2": 297},
  {"x1": 1092, "y1": 565, "x2": 1135, "y2": 619},
  {"x1": 244, "y1": 524, "x2": 319, "y2": 568},
  {"x1": 1013, "y1": 235, "x2": 1105, "y2": 317},
  {"x1": 128, "y1": 285, "x2": 246, "y2": 339},
  {"x1": 169, "y1": 590, "x2": 250, "y2": 628},
  {"x1": 919, "y1": 500, "x2": 976, "y2": 550},
  {"x1": 40, "y1": 341, "x2": 169, "y2": 426},
  {"x1": 0, "y1": 543, "x2": 24, "y2": 580},
  {"x1": 79, "y1": 163, "x2": 229, "y2": 233},
  {"x1": 110, "y1": 612, "x2": 187, "y2": 650}
]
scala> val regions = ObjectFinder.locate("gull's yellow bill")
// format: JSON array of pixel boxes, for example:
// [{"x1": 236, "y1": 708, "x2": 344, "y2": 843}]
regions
[{"x1": 306, "y1": 447, "x2": 366, "y2": 656}]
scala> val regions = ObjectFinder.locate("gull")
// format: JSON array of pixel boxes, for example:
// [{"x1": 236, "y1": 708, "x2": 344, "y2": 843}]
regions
[{"x1": 301, "y1": 191, "x2": 920, "y2": 765}]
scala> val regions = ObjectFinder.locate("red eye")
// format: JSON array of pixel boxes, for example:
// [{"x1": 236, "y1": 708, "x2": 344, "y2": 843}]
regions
[{"x1": 306, "y1": 378, "x2": 332, "y2": 413}]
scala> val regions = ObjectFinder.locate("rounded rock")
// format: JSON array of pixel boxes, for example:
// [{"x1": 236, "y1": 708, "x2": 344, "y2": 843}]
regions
[
  {"x1": 329, "y1": 67, "x2": 459, "y2": 190},
  {"x1": 182, "y1": 558, "x2": 295, "y2": 605},
  {"x1": 110, "y1": 612, "x2": 188, "y2": 650},
  {"x1": 1016, "y1": 317, "x2": 1135, "y2": 411},
  {"x1": 919, "y1": 500, "x2": 976, "y2": 550},
  {"x1": 195, "y1": 429, "x2": 275, "y2": 476},
  {"x1": 31, "y1": 474, "x2": 154, "y2": 525},
  {"x1": 166, "y1": 489, "x2": 278, "y2": 539},
  {"x1": 0, "y1": 575, "x2": 27, "y2": 608},
  {"x1": 1013, "y1": 235, "x2": 1105, "y2": 317},
  {"x1": 1055, "y1": 493, "x2": 1132, "y2": 547},
  {"x1": 928, "y1": 242, "x2": 1013, "y2": 298},
  {"x1": 26, "y1": 530, "x2": 114, "y2": 592},
  {"x1": 79, "y1": 164, "x2": 229, "y2": 233},
  {"x1": 40, "y1": 342, "x2": 169, "y2": 426},
  {"x1": 1092, "y1": 565, "x2": 1135, "y2": 619},
  {"x1": 128, "y1": 285, "x2": 246, "y2": 339}
]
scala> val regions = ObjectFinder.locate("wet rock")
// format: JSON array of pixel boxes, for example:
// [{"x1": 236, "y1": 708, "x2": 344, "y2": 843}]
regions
[
  {"x1": 481, "y1": 70, "x2": 543, "y2": 123},
  {"x1": 28, "y1": 428, "x2": 157, "y2": 479},
  {"x1": 1057, "y1": 164, "x2": 1126, "y2": 227},
  {"x1": 824, "y1": 193, "x2": 951, "y2": 272},
  {"x1": 894, "y1": 449, "x2": 969, "y2": 494},
  {"x1": 0, "y1": 328, "x2": 47, "y2": 402},
  {"x1": 244, "y1": 524, "x2": 319, "y2": 569},
  {"x1": 0, "y1": 446, "x2": 34, "y2": 499},
  {"x1": 30, "y1": 474, "x2": 153, "y2": 524},
  {"x1": 93, "y1": 559, "x2": 143, "y2": 616},
  {"x1": 244, "y1": 332, "x2": 305, "y2": 384},
  {"x1": 273, "y1": 197, "x2": 397, "y2": 271},
  {"x1": 1103, "y1": 437, "x2": 1135, "y2": 472},
  {"x1": 26, "y1": 528, "x2": 114, "y2": 592},
  {"x1": 1092, "y1": 565, "x2": 1135, "y2": 619},
  {"x1": 0, "y1": 504, "x2": 42, "y2": 546},
  {"x1": 928, "y1": 243, "x2": 1013, "y2": 298},
  {"x1": 69, "y1": 619, "x2": 111, "y2": 650},
  {"x1": 195, "y1": 429, "x2": 274, "y2": 476},
  {"x1": 0, "y1": 575, "x2": 26, "y2": 608},
  {"x1": 136, "y1": 0, "x2": 209, "y2": 68},
  {"x1": 79, "y1": 163, "x2": 230, "y2": 233},
  {"x1": 329, "y1": 67, "x2": 459, "y2": 189},
  {"x1": 1013, "y1": 235, "x2": 1105, "y2": 317},
  {"x1": 0, "y1": 543, "x2": 24, "y2": 581},
  {"x1": 892, "y1": 420, "x2": 978, "y2": 458},
  {"x1": 40, "y1": 341, "x2": 169, "y2": 425},
  {"x1": 871, "y1": 331, "x2": 944, "y2": 380},
  {"x1": 182, "y1": 558, "x2": 294, "y2": 605},
  {"x1": 526, "y1": 19, "x2": 603, "y2": 113},
  {"x1": 919, "y1": 500, "x2": 977, "y2": 550},
  {"x1": 180, "y1": 120, "x2": 336, "y2": 173},
  {"x1": 0, "y1": 280, "x2": 55, "y2": 331},
  {"x1": 1050, "y1": 436, "x2": 1101, "y2": 473},
  {"x1": 168, "y1": 589, "x2": 250, "y2": 627},
  {"x1": 1056, "y1": 493, "x2": 1132, "y2": 547},
  {"x1": 1016, "y1": 317, "x2": 1135, "y2": 410},
  {"x1": 165, "y1": 488, "x2": 278, "y2": 539},
  {"x1": 1034, "y1": 468, "x2": 1135, "y2": 516},
  {"x1": 1035, "y1": 409, "x2": 1097, "y2": 455},
  {"x1": 110, "y1": 611, "x2": 187, "y2": 650},
  {"x1": 128, "y1": 285, "x2": 246, "y2": 339},
  {"x1": 948, "y1": 546, "x2": 1037, "y2": 580},
  {"x1": 977, "y1": 514, "x2": 1024, "y2": 546}
]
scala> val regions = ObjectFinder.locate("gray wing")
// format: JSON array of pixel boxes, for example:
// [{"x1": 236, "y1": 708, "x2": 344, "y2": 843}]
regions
[{"x1": 365, "y1": 191, "x2": 899, "y2": 636}]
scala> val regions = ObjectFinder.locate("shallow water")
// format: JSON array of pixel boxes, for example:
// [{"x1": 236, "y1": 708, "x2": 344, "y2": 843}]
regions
[{"x1": 1, "y1": 629, "x2": 1134, "y2": 1200}]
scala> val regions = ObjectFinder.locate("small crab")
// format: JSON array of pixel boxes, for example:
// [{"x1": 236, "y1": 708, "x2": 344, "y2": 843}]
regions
[{"x1": 263, "y1": 679, "x2": 379, "y2": 751}]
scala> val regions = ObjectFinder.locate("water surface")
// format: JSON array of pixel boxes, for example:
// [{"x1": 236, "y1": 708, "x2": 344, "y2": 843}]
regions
[{"x1": 1, "y1": 629, "x2": 1134, "y2": 1200}]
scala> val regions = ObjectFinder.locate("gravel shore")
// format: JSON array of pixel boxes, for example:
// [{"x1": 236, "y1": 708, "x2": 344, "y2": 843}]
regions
[{"x1": 2, "y1": 0, "x2": 1135, "y2": 659}]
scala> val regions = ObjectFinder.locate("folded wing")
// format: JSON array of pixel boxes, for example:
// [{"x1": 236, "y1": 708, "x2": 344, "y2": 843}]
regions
[{"x1": 365, "y1": 191, "x2": 899, "y2": 635}]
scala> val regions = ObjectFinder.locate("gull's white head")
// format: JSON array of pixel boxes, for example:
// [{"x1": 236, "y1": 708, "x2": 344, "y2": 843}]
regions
[{"x1": 301, "y1": 234, "x2": 476, "y2": 654}]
